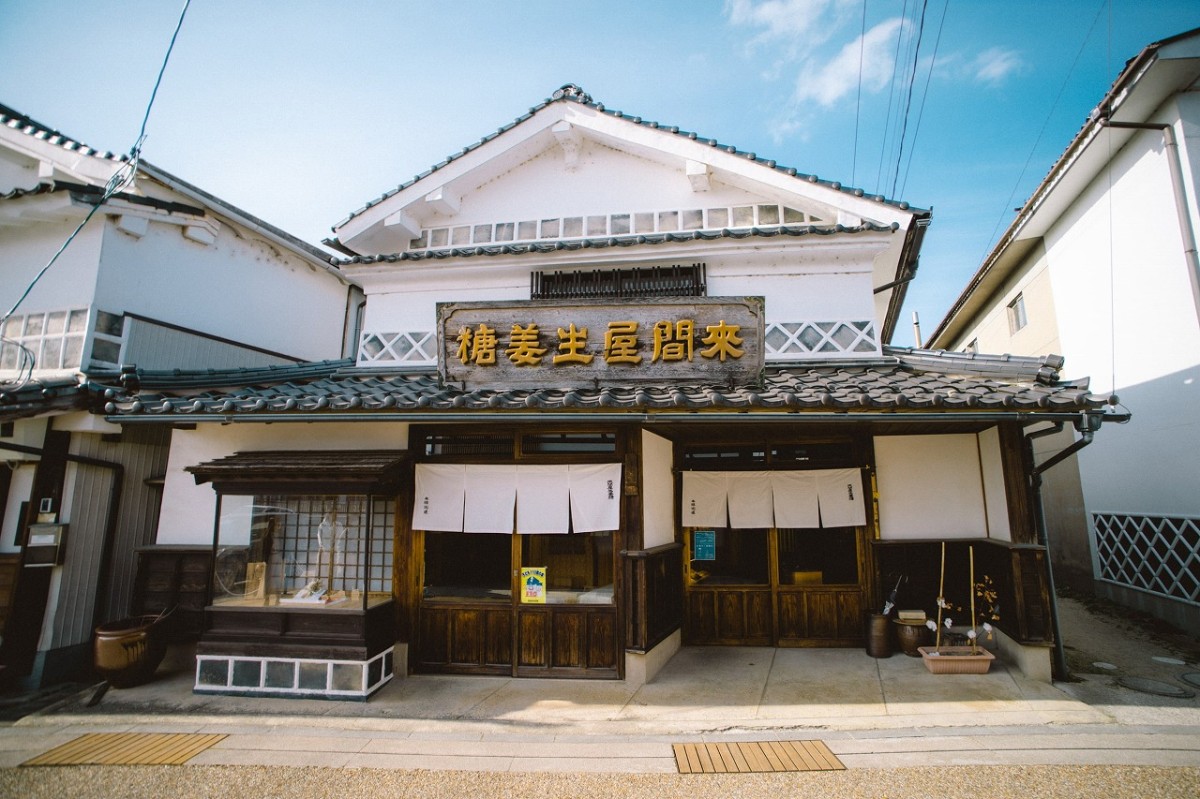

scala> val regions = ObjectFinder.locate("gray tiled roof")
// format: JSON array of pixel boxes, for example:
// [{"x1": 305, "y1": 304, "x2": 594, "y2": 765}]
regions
[
  {"x1": 1, "y1": 103, "x2": 128, "y2": 163},
  {"x1": 337, "y1": 222, "x2": 900, "y2": 265},
  {"x1": 334, "y1": 84, "x2": 927, "y2": 231},
  {"x1": 101, "y1": 360, "x2": 1103, "y2": 418}
]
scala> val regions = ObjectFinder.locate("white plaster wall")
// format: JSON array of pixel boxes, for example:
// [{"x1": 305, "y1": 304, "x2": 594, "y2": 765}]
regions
[
  {"x1": 445, "y1": 140, "x2": 799, "y2": 227},
  {"x1": 0, "y1": 221, "x2": 103, "y2": 315},
  {"x1": 874, "y1": 434, "x2": 989, "y2": 539},
  {"x1": 977, "y1": 426, "x2": 1011, "y2": 541},
  {"x1": 1045, "y1": 123, "x2": 1200, "y2": 393},
  {"x1": 156, "y1": 422, "x2": 410, "y2": 545},
  {"x1": 709, "y1": 270, "x2": 876, "y2": 322},
  {"x1": 640, "y1": 429, "x2": 675, "y2": 549},
  {"x1": 1041, "y1": 108, "x2": 1200, "y2": 518},
  {"x1": 95, "y1": 217, "x2": 348, "y2": 362},
  {"x1": 948, "y1": 245, "x2": 1062, "y2": 358}
]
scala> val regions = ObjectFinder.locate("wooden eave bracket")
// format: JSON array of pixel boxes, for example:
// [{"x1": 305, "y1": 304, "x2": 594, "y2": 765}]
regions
[
  {"x1": 686, "y1": 159, "x2": 711, "y2": 192},
  {"x1": 383, "y1": 209, "x2": 420, "y2": 240},
  {"x1": 423, "y1": 186, "x2": 460, "y2": 215},
  {"x1": 552, "y1": 120, "x2": 583, "y2": 171}
]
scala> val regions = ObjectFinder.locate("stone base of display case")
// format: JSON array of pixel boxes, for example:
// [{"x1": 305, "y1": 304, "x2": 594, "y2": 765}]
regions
[{"x1": 194, "y1": 646, "x2": 394, "y2": 700}]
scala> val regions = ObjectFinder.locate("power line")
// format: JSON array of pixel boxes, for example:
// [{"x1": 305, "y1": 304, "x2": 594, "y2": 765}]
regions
[
  {"x1": 889, "y1": 0, "x2": 930, "y2": 198},
  {"x1": 852, "y1": 0, "x2": 868, "y2": 186},
  {"x1": 977, "y1": 0, "x2": 1107, "y2": 265},
  {"x1": 898, "y1": 0, "x2": 950, "y2": 198},
  {"x1": 875, "y1": 0, "x2": 911, "y2": 194}
]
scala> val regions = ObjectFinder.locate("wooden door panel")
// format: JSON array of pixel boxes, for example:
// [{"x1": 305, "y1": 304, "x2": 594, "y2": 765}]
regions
[
  {"x1": 518, "y1": 610, "x2": 548, "y2": 667},
  {"x1": 551, "y1": 610, "x2": 584, "y2": 669},
  {"x1": 588, "y1": 610, "x2": 617, "y2": 669},
  {"x1": 483, "y1": 607, "x2": 512, "y2": 666}
]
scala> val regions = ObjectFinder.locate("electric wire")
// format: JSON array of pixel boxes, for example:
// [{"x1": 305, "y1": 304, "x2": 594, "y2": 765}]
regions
[
  {"x1": 0, "y1": 0, "x2": 192, "y2": 391},
  {"x1": 875, "y1": 0, "x2": 911, "y2": 194},
  {"x1": 898, "y1": 0, "x2": 949, "y2": 198},
  {"x1": 976, "y1": 0, "x2": 1107, "y2": 266},
  {"x1": 889, "y1": 0, "x2": 930, "y2": 198},
  {"x1": 852, "y1": 0, "x2": 868, "y2": 186}
]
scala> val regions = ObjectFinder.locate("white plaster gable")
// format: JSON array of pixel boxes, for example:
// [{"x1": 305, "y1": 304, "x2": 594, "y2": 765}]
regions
[{"x1": 333, "y1": 92, "x2": 918, "y2": 257}]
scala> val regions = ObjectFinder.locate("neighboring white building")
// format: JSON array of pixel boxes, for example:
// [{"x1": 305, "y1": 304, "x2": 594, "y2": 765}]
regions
[
  {"x1": 105, "y1": 85, "x2": 1119, "y2": 699},
  {"x1": 0, "y1": 102, "x2": 360, "y2": 687},
  {"x1": 928, "y1": 29, "x2": 1200, "y2": 633}
]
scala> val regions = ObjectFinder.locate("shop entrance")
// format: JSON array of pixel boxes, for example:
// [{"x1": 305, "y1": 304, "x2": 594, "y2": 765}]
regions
[
  {"x1": 416, "y1": 529, "x2": 619, "y2": 677},
  {"x1": 683, "y1": 525, "x2": 868, "y2": 646}
]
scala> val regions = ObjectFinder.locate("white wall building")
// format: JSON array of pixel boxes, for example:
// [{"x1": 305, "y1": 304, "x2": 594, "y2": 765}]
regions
[
  {"x1": 0, "y1": 103, "x2": 360, "y2": 686},
  {"x1": 104, "y1": 85, "x2": 1120, "y2": 698},
  {"x1": 928, "y1": 29, "x2": 1200, "y2": 632}
]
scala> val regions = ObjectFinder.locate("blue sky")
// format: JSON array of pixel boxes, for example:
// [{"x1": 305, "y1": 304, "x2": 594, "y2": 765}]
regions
[{"x1": 1, "y1": 1, "x2": 1195, "y2": 347}]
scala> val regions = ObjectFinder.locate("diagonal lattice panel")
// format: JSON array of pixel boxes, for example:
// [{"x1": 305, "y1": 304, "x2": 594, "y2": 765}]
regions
[{"x1": 1093, "y1": 513, "x2": 1200, "y2": 604}]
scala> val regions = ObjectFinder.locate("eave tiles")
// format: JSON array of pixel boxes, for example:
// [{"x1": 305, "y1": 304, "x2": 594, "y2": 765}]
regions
[{"x1": 101, "y1": 363, "x2": 1103, "y2": 418}]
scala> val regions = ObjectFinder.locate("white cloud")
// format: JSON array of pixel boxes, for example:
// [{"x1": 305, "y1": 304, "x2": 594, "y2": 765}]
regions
[
  {"x1": 794, "y1": 17, "x2": 902, "y2": 107},
  {"x1": 724, "y1": 0, "x2": 857, "y2": 52},
  {"x1": 971, "y1": 47, "x2": 1024, "y2": 84}
]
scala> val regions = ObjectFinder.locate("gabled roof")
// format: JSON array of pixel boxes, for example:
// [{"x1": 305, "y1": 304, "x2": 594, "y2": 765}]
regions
[
  {"x1": 0, "y1": 102, "x2": 347, "y2": 280},
  {"x1": 928, "y1": 27, "x2": 1200, "y2": 347},
  {"x1": 332, "y1": 84, "x2": 925, "y2": 236},
  {"x1": 98, "y1": 349, "x2": 1106, "y2": 423}
]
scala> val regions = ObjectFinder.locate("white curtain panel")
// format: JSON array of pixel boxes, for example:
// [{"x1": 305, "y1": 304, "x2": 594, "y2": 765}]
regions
[
  {"x1": 770, "y1": 471, "x2": 820, "y2": 527},
  {"x1": 516, "y1": 464, "x2": 571, "y2": 534},
  {"x1": 815, "y1": 468, "x2": 867, "y2": 527},
  {"x1": 413, "y1": 463, "x2": 466, "y2": 532},
  {"x1": 680, "y1": 471, "x2": 729, "y2": 527},
  {"x1": 568, "y1": 463, "x2": 623, "y2": 533},
  {"x1": 463, "y1": 464, "x2": 518, "y2": 533},
  {"x1": 727, "y1": 471, "x2": 775, "y2": 528}
]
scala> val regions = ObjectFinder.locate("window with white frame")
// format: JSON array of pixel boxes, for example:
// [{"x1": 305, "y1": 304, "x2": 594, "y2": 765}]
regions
[{"x1": 1007, "y1": 294, "x2": 1028, "y2": 334}]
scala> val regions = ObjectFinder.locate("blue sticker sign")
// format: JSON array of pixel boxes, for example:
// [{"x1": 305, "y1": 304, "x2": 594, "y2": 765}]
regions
[{"x1": 693, "y1": 530, "x2": 716, "y2": 561}]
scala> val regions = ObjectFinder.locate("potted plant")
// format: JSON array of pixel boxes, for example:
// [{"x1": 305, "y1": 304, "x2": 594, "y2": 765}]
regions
[{"x1": 918, "y1": 543, "x2": 998, "y2": 674}]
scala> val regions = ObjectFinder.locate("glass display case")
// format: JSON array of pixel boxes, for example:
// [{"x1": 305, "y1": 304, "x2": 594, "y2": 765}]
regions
[{"x1": 212, "y1": 493, "x2": 393, "y2": 611}]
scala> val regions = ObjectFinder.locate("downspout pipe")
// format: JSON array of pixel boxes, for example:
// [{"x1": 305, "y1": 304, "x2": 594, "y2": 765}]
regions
[
  {"x1": 0, "y1": 441, "x2": 125, "y2": 635},
  {"x1": 1099, "y1": 117, "x2": 1200, "y2": 328},
  {"x1": 1024, "y1": 416, "x2": 1100, "y2": 680}
]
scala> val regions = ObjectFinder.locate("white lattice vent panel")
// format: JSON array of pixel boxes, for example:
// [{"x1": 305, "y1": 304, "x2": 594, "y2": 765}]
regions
[
  {"x1": 358, "y1": 331, "x2": 436, "y2": 367},
  {"x1": 1093, "y1": 513, "x2": 1200, "y2": 605},
  {"x1": 765, "y1": 321, "x2": 879, "y2": 359}
]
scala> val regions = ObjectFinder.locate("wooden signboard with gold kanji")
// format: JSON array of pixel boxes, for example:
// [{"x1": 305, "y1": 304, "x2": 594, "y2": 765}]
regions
[{"x1": 438, "y1": 297, "x2": 764, "y2": 388}]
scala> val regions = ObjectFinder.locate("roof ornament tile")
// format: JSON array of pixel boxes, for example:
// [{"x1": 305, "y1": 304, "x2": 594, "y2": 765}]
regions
[{"x1": 552, "y1": 84, "x2": 593, "y2": 104}]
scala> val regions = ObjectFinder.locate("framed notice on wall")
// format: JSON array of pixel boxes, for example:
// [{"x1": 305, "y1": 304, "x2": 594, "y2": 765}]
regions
[
  {"x1": 693, "y1": 530, "x2": 716, "y2": 561},
  {"x1": 521, "y1": 567, "x2": 547, "y2": 603}
]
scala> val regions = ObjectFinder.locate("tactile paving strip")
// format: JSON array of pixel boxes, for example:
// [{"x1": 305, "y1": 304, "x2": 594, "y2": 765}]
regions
[
  {"x1": 673, "y1": 740, "x2": 844, "y2": 773},
  {"x1": 22, "y1": 732, "x2": 227, "y2": 766}
]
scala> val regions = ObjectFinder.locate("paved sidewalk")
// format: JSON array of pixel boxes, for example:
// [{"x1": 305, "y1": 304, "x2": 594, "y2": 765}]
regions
[{"x1": 3, "y1": 638, "x2": 1199, "y2": 773}]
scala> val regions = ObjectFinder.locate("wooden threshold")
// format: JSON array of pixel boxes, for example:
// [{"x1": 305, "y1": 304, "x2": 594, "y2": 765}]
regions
[
  {"x1": 23, "y1": 733, "x2": 227, "y2": 766},
  {"x1": 673, "y1": 740, "x2": 845, "y2": 773}
]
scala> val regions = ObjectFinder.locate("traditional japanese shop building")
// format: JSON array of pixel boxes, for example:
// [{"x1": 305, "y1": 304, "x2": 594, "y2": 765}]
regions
[{"x1": 104, "y1": 86, "x2": 1122, "y2": 698}]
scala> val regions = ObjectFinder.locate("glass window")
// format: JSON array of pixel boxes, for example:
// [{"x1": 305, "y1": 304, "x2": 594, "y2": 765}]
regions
[
  {"x1": 610, "y1": 214, "x2": 631, "y2": 235},
  {"x1": 681, "y1": 209, "x2": 703, "y2": 230},
  {"x1": 688, "y1": 528, "x2": 768, "y2": 585},
  {"x1": 213, "y1": 494, "x2": 393, "y2": 611},
  {"x1": 451, "y1": 226, "x2": 470, "y2": 245},
  {"x1": 757, "y1": 205, "x2": 780, "y2": 225},
  {"x1": 783, "y1": 207, "x2": 805, "y2": 223},
  {"x1": 657, "y1": 211, "x2": 679, "y2": 231},
  {"x1": 540, "y1": 218, "x2": 560, "y2": 238},
  {"x1": 708, "y1": 208, "x2": 729, "y2": 228},
  {"x1": 495, "y1": 222, "x2": 515, "y2": 241},
  {"x1": 777, "y1": 527, "x2": 859, "y2": 585},
  {"x1": 586, "y1": 215, "x2": 607, "y2": 236},
  {"x1": 522, "y1": 532, "x2": 614, "y2": 604},
  {"x1": 472, "y1": 224, "x2": 493, "y2": 243},
  {"x1": 423, "y1": 531, "x2": 511, "y2": 602},
  {"x1": 732, "y1": 206, "x2": 754, "y2": 226},
  {"x1": 634, "y1": 212, "x2": 655, "y2": 233},
  {"x1": 1007, "y1": 294, "x2": 1028, "y2": 333},
  {"x1": 517, "y1": 220, "x2": 538, "y2": 240},
  {"x1": 562, "y1": 217, "x2": 583, "y2": 237},
  {"x1": 90, "y1": 338, "x2": 122, "y2": 364}
]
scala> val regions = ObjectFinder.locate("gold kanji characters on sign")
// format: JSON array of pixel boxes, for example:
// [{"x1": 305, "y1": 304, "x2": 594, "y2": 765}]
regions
[
  {"x1": 700, "y1": 320, "x2": 743, "y2": 361},
  {"x1": 553, "y1": 323, "x2": 594, "y2": 365},
  {"x1": 456, "y1": 323, "x2": 498, "y2": 365},
  {"x1": 604, "y1": 321, "x2": 643, "y2": 364},
  {"x1": 506, "y1": 323, "x2": 547, "y2": 366},
  {"x1": 652, "y1": 319, "x2": 695, "y2": 362}
]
